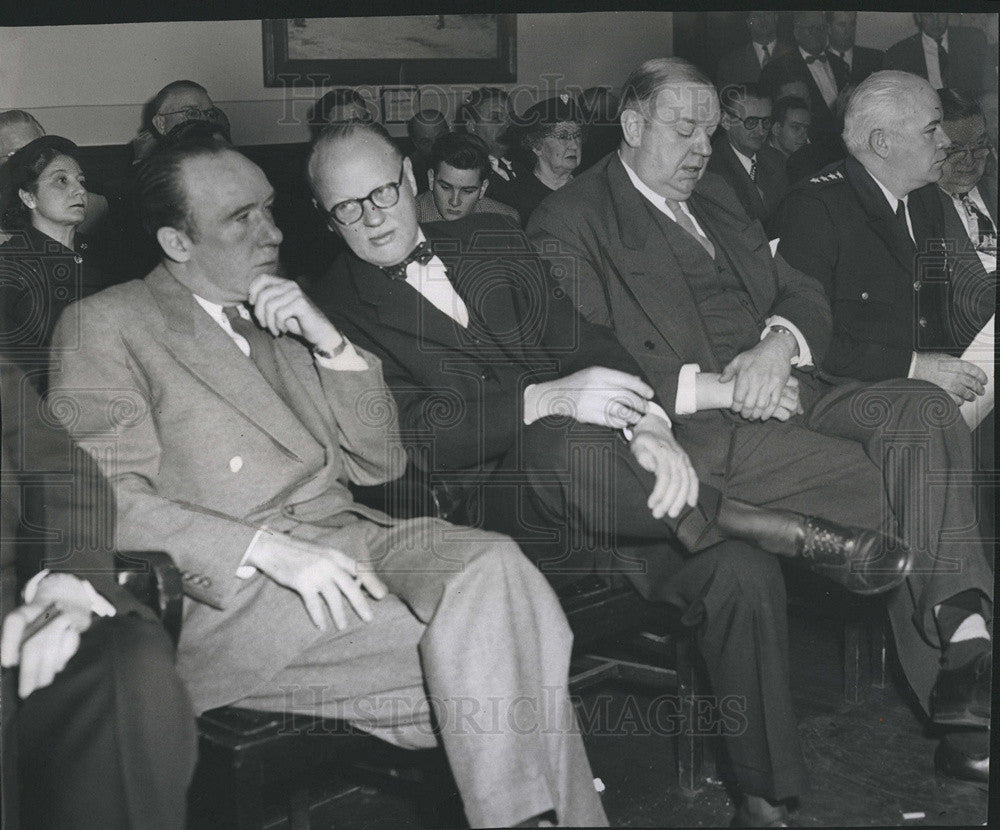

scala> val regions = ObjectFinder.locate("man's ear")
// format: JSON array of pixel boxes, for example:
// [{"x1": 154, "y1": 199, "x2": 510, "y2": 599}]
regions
[
  {"x1": 478, "y1": 178, "x2": 490, "y2": 198},
  {"x1": 620, "y1": 109, "x2": 644, "y2": 148},
  {"x1": 17, "y1": 188, "x2": 36, "y2": 211},
  {"x1": 151, "y1": 114, "x2": 167, "y2": 136},
  {"x1": 156, "y1": 226, "x2": 193, "y2": 264},
  {"x1": 868, "y1": 128, "x2": 890, "y2": 160},
  {"x1": 402, "y1": 156, "x2": 418, "y2": 195}
]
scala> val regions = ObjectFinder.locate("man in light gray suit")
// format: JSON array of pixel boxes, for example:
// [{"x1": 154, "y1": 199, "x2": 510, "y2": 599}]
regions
[{"x1": 48, "y1": 131, "x2": 607, "y2": 828}]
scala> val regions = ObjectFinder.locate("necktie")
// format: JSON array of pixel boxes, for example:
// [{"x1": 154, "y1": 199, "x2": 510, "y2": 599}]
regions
[
  {"x1": 381, "y1": 240, "x2": 435, "y2": 280},
  {"x1": 666, "y1": 199, "x2": 715, "y2": 259},
  {"x1": 935, "y1": 37, "x2": 949, "y2": 84},
  {"x1": 222, "y1": 305, "x2": 285, "y2": 393},
  {"x1": 761, "y1": 43, "x2": 771, "y2": 65},
  {"x1": 894, "y1": 200, "x2": 914, "y2": 248},
  {"x1": 805, "y1": 53, "x2": 828, "y2": 64},
  {"x1": 958, "y1": 192, "x2": 997, "y2": 250},
  {"x1": 749, "y1": 158, "x2": 758, "y2": 183}
]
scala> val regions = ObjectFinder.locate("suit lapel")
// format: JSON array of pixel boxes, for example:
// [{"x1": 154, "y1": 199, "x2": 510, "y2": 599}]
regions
[
  {"x1": 144, "y1": 266, "x2": 319, "y2": 462},
  {"x1": 843, "y1": 158, "x2": 916, "y2": 272},
  {"x1": 606, "y1": 157, "x2": 720, "y2": 369},
  {"x1": 717, "y1": 139, "x2": 765, "y2": 218},
  {"x1": 689, "y1": 175, "x2": 775, "y2": 317}
]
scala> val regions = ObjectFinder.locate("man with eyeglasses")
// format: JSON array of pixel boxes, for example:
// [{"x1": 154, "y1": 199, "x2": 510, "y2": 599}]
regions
[
  {"x1": 707, "y1": 83, "x2": 788, "y2": 225},
  {"x1": 775, "y1": 70, "x2": 993, "y2": 784},
  {"x1": 131, "y1": 80, "x2": 230, "y2": 163}
]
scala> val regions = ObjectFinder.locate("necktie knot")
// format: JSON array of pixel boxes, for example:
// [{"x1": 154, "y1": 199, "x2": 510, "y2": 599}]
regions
[
  {"x1": 749, "y1": 158, "x2": 758, "y2": 183},
  {"x1": 382, "y1": 240, "x2": 434, "y2": 280},
  {"x1": 805, "y1": 53, "x2": 828, "y2": 64}
]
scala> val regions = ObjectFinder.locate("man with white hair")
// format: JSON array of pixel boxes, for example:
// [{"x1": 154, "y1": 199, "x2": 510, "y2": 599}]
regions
[{"x1": 774, "y1": 70, "x2": 991, "y2": 783}]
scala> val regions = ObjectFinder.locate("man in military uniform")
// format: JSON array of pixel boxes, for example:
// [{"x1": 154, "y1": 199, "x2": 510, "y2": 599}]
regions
[{"x1": 774, "y1": 70, "x2": 991, "y2": 783}]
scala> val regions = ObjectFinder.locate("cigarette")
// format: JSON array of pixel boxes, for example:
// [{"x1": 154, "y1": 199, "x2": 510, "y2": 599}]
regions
[{"x1": 19, "y1": 602, "x2": 63, "y2": 648}]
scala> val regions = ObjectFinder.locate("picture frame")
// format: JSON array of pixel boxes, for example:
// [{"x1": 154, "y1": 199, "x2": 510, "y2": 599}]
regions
[{"x1": 262, "y1": 15, "x2": 517, "y2": 87}]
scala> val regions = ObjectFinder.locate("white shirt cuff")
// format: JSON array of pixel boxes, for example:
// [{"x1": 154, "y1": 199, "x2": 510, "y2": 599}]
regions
[
  {"x1": 236, "y1": 527, "x2": 269, "y2": 579},
  {"x1": 523, "y1": 383, "x2": 540, "y2": 425},
  {"x1": 314, "y1": 340, "x2": 369, "y2": 372},
  {"x1": 23, "y1": 570, "x2": 116, "y2": 617},
  {"x1": 674, "y1": 364, "x2": 702, "y2": 416},
  {"x1": 763, "y1": 316, "x2": 813, "y2": 367},
  {"x1": 907, "y1": 351, "x2": 918, "y2": 379}
]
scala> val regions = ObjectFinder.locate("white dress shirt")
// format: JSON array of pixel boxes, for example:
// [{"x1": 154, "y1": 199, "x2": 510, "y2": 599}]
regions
[
  {"x1": 921, "y1": 30, "x2": 949, "y2": 90},
  {"x1": 730, "y1": 142, "x2": 757, "y2": 179},
  {"x1": 619, "y1": 153, "x2": 813, "y2": 415},
  {"x1": 800, "y1": 46, "x2": 839, "y2": 109},
  {"x1": 753, "y1": 39, "x2": 778, "y2": 68},
  {"x1": 948, "y1": 186, "x2": 997, "y2": 273}
]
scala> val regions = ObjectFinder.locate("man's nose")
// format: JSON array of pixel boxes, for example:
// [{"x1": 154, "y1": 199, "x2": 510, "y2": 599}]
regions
[
  {"x1": 260, "y1": 214, "x2": 283, "y2": 245},
  {"x1": 449, "y1": 190, "x2": 462, "y2": 206},
  {"x1": 362, "y1": 202, "x2": 387, "y2": 227}
]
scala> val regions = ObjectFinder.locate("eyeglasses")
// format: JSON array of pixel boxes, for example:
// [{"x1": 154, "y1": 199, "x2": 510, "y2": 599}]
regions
[
  {"x1": 158, "y1": 105, "x2": 224, "y2": 123},
  {"x1": 943, "y1": 141, "x2": 992, "y2": 161},
  {"x1": 729, "y1": 115, "x2": 774, "y2": 131},
  {"x1": 323, "y1": 161, "x2": 406, "y2": 227},
  {"x1": 549, "y1": 129, "x2": 583, "y2": 143}
]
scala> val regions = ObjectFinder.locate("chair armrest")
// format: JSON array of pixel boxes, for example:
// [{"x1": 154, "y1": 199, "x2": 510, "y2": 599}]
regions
[{"x1": 115, "y1": 551, "x2": 183, "y2": 646}]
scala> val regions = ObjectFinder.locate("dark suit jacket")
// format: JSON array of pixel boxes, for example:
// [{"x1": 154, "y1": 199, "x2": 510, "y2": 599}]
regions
[
  {"x1": 715, "y1": 41, "x2": 792, "y2": 90},
  {"x1": 706, "y1": 134, "x2": 789, "y2": 225},
  {"x1": 829, "y1": 45, "x2": 884, "y2": 87},
  {"x1": 935, "y1": 177, "x2": 997, "y2": 352},
  {"x1": 310, "y1": 213, "x2": 651, "y2": 483},
  {"x1": 760, "y1": 48, "x2": 849, "y2": 150},
  {"x1": 883, "y1": 27, "x2": 991, "y2": 97},
  {"x1": 773, "y1": 157, "x2": 950, "y2": 381},
  {"x1": 526, "y1": 154, "x2": 832, "y2": 474}
]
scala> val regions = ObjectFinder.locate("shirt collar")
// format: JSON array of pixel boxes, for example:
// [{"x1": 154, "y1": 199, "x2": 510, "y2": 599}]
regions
[
  {"x1": 192, "y1": 293, "x2": 250, "y2": 320},
  {"x1": 921, "y1": 30, "x2": 949, "y2": 50},
  {"x1": 729, "y1": 141, "x2": 756, "y2": 168},
  {"x1": 866, "y1": 167, "x2": 909, "y2": 212},
  {"x1": 619, "y1": 150, "x2": 677, "y2": 215},
  {"x1": 799, "y1": 45, "x2": 826, "y2": 62},
  {"x1": 831, "y1": 45, "x2": 853, "y2": 62}
]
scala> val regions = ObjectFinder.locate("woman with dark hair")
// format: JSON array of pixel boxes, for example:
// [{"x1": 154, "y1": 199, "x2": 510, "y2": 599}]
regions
[
  {"x1": 506, "y1": 95, "x2": 584, "y2": 225},
  {"x1": 0, "y1": 135, "x2": 108, "y2": 389}
]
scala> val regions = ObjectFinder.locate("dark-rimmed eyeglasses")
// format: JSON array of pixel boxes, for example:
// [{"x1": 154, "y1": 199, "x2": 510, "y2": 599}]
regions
[
  {"x1": 158, "y1": 105, "x2": 224, "y2": 123},
  {"x1": 729, "y1": 114, "x2": 774, "y2": 131},
  {"x1": 944, "y1": 141, "x2": 992, "y2": 161},
  {"x1": 323, "y1": 161, "x2": 406, "y2": 227}
]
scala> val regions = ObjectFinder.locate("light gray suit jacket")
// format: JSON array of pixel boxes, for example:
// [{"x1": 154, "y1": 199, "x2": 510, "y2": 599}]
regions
[{"x1": 49, "y1": 264, "x2": 406, "y2": 711}]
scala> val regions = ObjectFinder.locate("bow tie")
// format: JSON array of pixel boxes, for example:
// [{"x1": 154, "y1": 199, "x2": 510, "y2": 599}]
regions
[
  {"x1": 805, "y1": 53, "x2": 828, "y2": 64},
  {"x1": 381, "y1": 240, "x2": 434, "y2": 280}
]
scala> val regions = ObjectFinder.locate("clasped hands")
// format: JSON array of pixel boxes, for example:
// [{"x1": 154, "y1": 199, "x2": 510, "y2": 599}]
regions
[{"x1": 716, "y1": 331, "x2": 802, "y2": 422}]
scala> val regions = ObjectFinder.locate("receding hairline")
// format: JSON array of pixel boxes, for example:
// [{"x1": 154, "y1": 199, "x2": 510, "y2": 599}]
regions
[{"x1": 306, "y1": 126, "x2": 402, "y2": 193}]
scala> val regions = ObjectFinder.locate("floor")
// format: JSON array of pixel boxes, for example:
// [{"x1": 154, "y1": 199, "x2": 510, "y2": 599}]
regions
[{"x1": 248, "y1": 603, "x2": 990, "y2": 829}]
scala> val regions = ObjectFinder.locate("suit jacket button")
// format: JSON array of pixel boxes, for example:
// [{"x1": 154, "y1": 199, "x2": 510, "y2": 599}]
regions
[
  {"x1": 229, "y1": 456, "x2": 243, "y2": 472},
  {"x1": 644, "y1": 340, "x2": 655, "y2": 350},
  {"x1": 913, "y1": 281, "x2": 921, "y2": 291},
  {"x1": 918, "y1": 317, "x2": 928, "y2": 328},
  {"x1": 860, "y1": 291, "x2": 870, "y2": 300},
  {"x1": 284, "y1": 504, "x2": 296, "y2": 516}
]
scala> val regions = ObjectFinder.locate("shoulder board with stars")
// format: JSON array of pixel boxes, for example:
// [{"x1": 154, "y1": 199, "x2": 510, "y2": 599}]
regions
[{"x1": 808, "y1": 170, "x2": 845, "y2": 185}]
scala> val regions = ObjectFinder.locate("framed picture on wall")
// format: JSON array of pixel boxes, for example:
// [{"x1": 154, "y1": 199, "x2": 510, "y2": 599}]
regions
[{"x1": 262, "y1": 15, "x2": 517, "y2": 87}]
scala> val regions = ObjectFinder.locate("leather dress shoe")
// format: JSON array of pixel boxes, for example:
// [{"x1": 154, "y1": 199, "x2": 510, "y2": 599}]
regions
[
  {"x1": 730, "y1": 800, "x2": 791, "y2": 827},
  {"x1": 935, "y1": 738, "x2": 989, "y2": 783},
  {"x1": 931, "y1": 650, "x2": 991, "y2": 728},
  {"x1": 794, "y1": 516, "x2": 912, "y2": 595}
]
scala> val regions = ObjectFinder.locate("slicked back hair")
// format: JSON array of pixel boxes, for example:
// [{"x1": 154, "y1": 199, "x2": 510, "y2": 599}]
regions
[
  {"x1": 619, "y1": 58, "x2": 716, "y2": 124},
  {"x1": 135, "y1": 128, "x2": 231, "y2": 240},
  {"x1": 842, "y1": 70, "x2": 932, "y2": 157}
]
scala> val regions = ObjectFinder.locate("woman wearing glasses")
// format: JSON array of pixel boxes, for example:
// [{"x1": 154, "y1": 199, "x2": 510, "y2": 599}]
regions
[
  {"x1": 506, "y1": 96, "x2": 585, "y2": 225},
  {"x1": 0, "y1": 136, "x2": 109, "y2": 391}
]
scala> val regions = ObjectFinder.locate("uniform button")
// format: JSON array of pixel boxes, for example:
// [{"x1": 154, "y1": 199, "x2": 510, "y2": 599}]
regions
[
  {"x1": 479, "y1": 371, "x2": 489, "y2": 382},
  {"x1": 78, "y1": 241, "x2": 88, "y2": 251},
  {"x1": 285, "y1": 505, "x2": 296, "y2": 516},
  {"x1": 644, "y1": 340, "x2": 656, "y2": 350},
  {"x1": 860, "y1": 291, "x2": 869, "y2": 301},
  {"x1": 229, "y1": 456, "x2": 243, "y2": 473},
  {"x1": 73, "y1": 255, "x2": 83, "y2": 264},
  {"x1": 918, "y1": 317, "x2": 928, "y2": 328},
  {"x1": 913, "y1": 281, "x2": 921, "y2": 292}
]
